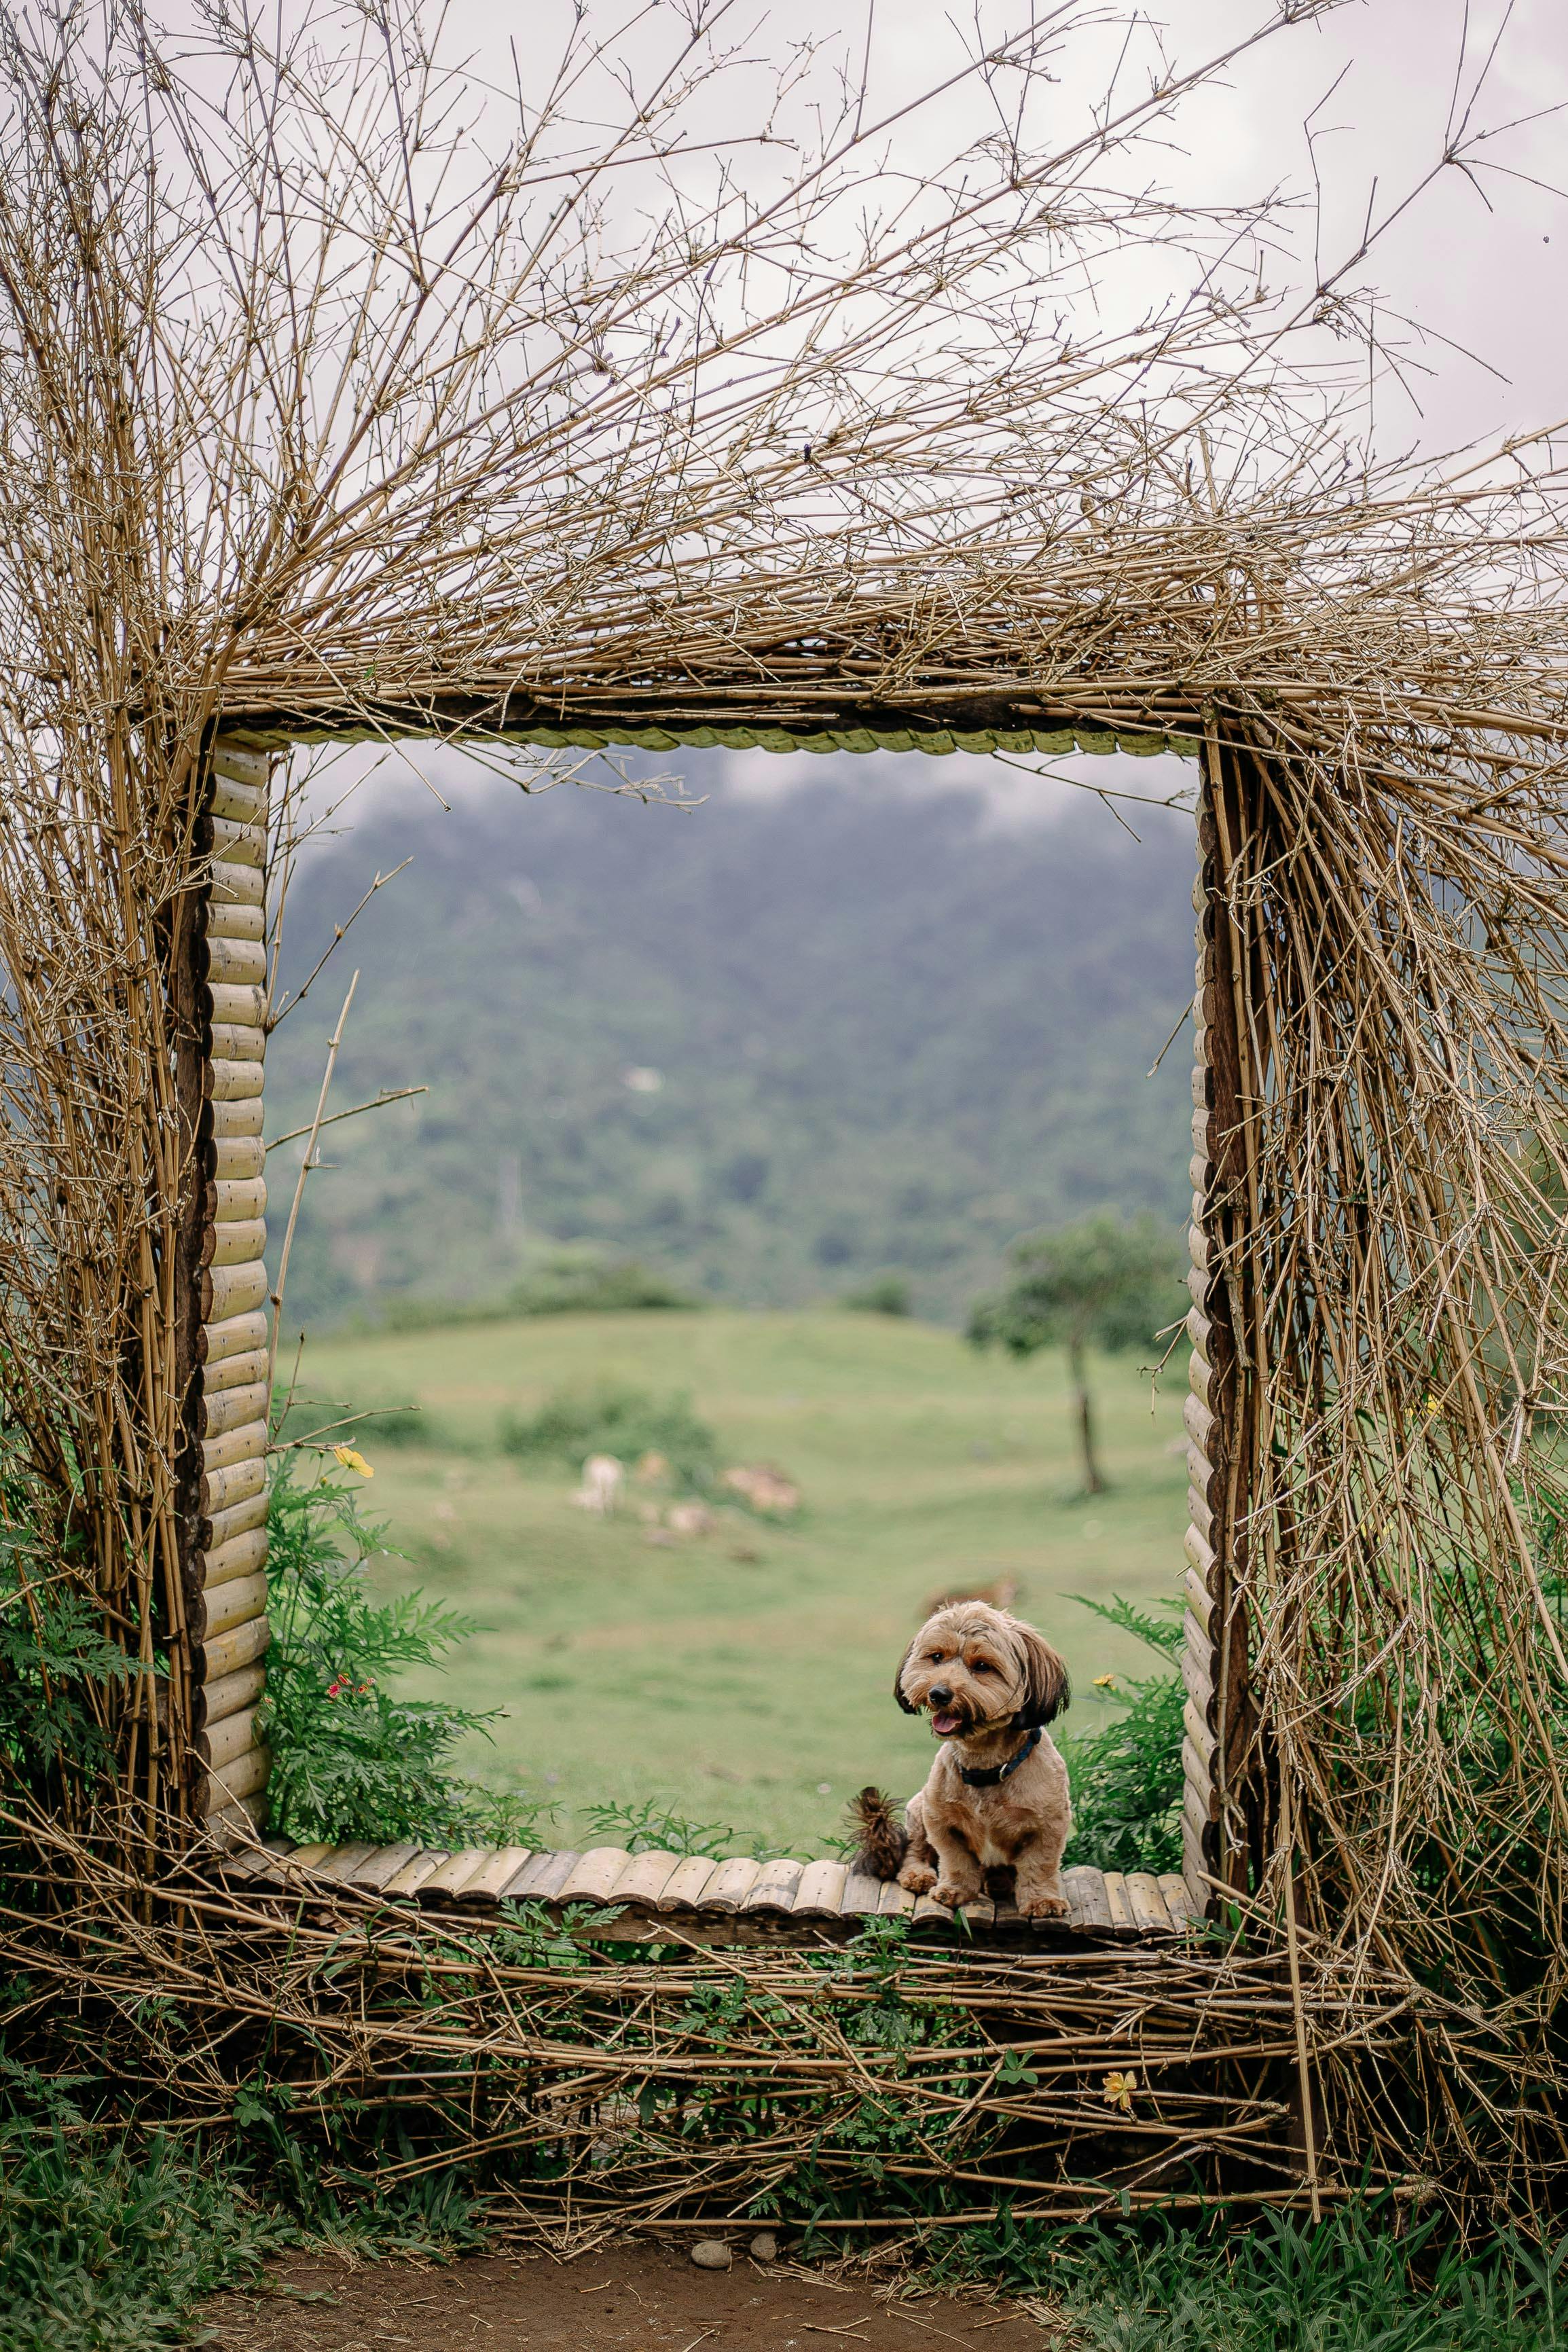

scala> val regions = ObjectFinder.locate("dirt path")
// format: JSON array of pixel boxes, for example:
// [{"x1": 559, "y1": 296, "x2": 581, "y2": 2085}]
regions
[{"x1": 202, "y1": 2239, "x2": 1051, "y2": 2352}]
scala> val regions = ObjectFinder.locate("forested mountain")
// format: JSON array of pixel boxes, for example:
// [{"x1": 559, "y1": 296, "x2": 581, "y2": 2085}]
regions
[{"x1": 263, "y1": 757, "x2": 1199, "y2": 1330}]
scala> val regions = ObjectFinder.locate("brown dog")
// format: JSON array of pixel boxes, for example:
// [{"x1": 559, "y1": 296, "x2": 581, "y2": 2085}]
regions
[{"x1": 852, "y1": 1601, "x2": 1072, "y2": 1919}]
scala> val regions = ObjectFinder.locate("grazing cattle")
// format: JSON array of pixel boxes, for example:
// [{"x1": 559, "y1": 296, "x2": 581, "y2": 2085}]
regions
[
  {"x1": 719, "y1": 1463, "x2": 800, "y2": 1516},
  {"x1": 573, "y1": 1453, "x2": 625, "y2": 1515},
  {"x1": 666, "y1": 1500, "x2": 716, "y2": 1538}
]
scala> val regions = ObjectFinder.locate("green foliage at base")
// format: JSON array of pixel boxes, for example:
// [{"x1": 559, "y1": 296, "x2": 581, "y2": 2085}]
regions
[
  {"x1": 932, "y1": 2205, "x2": 1568, "y2": 2351},
  {"x1": 259, "y1": 1459, "x2": 545, "y2": 1847},
  {"x1": 498, "y1": 1382, "x2": 719, "y2": 1491},
  {"x1": 0, "y1": 2120, "x2": 491, "y2": 2352},
  {"x1": 6, "y1": 2109, "x2": 1564, "y2": 2352},
  {"x1": 0, "y1": 2131, "x2": 288, "y2": 2352},
  {"x1": 1061, "y1": 1595, "x2": 1184, "y2": 1875}
]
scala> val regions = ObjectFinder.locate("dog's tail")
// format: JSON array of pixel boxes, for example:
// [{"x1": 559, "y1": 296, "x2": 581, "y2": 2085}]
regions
[{"x1": 847, "y1": 1786, "x2": 907, "y2": 1881}]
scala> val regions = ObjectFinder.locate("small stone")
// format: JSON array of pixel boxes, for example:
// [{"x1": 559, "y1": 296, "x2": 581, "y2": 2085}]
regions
[
  {"x1": 748, "y1": 2232, "x2": 779, "y2": 2263},
  {"x1": 691, "y1": 2241, "x2": 733, "y2": 2271}
]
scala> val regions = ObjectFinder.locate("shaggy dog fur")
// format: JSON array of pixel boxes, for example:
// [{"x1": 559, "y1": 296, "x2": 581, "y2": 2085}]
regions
[{"x1": 852, "y1": 1601, "x2": 1072, "y2": 1919}]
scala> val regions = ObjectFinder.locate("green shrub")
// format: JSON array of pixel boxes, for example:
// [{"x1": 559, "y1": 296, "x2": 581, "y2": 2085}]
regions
[
  {"x1": 1062, "y1": 1594, "x2": 1184, "y2": 1875},
  {"x1": 380, "y1": 1246, "x2": 697, "y2": 1333},
  {"x1": 840, "y1": 1274, "x2": 912, "y2": 1316},
  {"x1": 259, "y1": 1458, "x2": 545, "y2": 1847},
  {"x1": 507, "y1": 1247, "x2": 696, "y2": 1317},
  {"x1": 498, "y1": 1382, "x2": 718, "y2": 1490}
]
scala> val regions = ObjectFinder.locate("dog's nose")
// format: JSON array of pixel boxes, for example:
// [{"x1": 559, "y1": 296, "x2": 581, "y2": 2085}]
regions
[{"x1": 928, "y1": 1684, "x2": 953, "y2": 1706}]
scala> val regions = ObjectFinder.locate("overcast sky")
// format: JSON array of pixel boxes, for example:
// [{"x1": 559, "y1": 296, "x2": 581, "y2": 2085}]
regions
[
  {"x1": 907, "y1": 0, "x2": 1567, "y2": 458},
  {"x1": 326, "y1": 0, "x2": 1567, "y2": 827},
  {"x1": 1126, "y1": 0, "x2": 1567, "y2": 457},
  {"x1": 433, "y1": 0, "x2": 1567, "y2": 458}
]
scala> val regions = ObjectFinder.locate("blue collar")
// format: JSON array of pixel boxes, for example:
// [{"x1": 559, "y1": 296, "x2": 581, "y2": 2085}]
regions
[{"x1": 958, "y1": 1726, "x2": 1041, "y2": 1788}]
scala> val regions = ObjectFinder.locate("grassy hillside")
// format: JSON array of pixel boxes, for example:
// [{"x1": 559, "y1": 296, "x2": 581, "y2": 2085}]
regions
[
  {"x1": 288, "y1": 1307, "x2": 1188, "y2": 1854},
  {"x1": 264, "y1": 760, "x2": 1197, "y2": 1330}
]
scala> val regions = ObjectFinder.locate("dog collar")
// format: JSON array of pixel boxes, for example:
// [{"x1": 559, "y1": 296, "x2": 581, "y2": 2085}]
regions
[{"x1": 957, "y1": 1727, "x2": 1041, "y2": 1788}]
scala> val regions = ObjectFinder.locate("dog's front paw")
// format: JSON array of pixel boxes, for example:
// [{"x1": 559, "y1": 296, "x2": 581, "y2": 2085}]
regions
[
  {"x1": 932, "y1": 1880, "x2": 978, "y2": 1910},
  {"x1": 897, "y1": 1863, "x2": 936, "y2": 1895},
  {"x1": 1019, "y1": 1891, "x2": 1070, "y2": 1920}
]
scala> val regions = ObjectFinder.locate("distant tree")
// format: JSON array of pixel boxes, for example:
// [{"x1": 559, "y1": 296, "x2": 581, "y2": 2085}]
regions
[{"x1": 968, "y1": 1215, "x2": 1183, "y2": 1495}]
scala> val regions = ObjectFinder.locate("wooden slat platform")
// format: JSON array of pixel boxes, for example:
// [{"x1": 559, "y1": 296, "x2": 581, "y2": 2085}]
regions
[{"x1": 211, "y1": 1839, "x2": 1201, "y2": 1947}]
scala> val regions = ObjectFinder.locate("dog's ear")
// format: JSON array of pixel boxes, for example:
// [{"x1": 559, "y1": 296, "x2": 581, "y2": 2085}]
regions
[
  {"x1": 893, "y1": 1637, "x2": 921, "y2": 1715},
  {"x1": 1013, "y1": 1623, "x2": 1070, "y2": 1726}
]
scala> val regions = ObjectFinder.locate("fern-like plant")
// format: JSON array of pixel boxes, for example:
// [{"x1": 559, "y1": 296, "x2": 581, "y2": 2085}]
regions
[
  {"x1": 0, "y1": 1465, "x2": 134, "y2": 1812},
  {"x1": 259, "y1": 1458, "x2": 545, "y2": 1848},
  {"x1": 1061, "y1": 1593, "x2": 1184, "y2": 1876}
]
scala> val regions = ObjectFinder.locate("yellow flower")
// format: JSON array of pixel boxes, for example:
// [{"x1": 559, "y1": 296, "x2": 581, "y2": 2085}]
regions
[
  {"x1": 1102, "y1": 2069, "x2": 1138, "y2": 2115},
  {"x1": 1425, "y1": 1395, "x2": 1440, "y2": 1415},
  {"x1": 1093, "y1": 1673, "x2": 1117, "y2": 1690},
  {"x1": 332, "y1": 1444, "x2": 374, "y2": 1478}
]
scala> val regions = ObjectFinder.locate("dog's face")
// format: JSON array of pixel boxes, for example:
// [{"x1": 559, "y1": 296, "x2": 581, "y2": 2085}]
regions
[{"x1": 895, "y1": 1601, "x2": 1069, "y2": 1738}]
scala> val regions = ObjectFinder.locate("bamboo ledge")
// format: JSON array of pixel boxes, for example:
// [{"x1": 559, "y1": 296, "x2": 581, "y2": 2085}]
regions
[{"x1": 210, "y1": 1838, "x2": 1201, "y2": 1947}]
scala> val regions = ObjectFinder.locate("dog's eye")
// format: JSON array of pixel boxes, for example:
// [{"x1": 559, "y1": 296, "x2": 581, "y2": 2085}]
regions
[
  {"x1": 970, "y1": 1659, "x2": 995, "y2": 1674},
  {"x1": 926, "y1": 1649, "x2": 945, "y2": 1663}
]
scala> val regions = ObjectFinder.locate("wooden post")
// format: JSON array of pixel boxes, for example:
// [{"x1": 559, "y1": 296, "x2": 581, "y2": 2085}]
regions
[
  {"x1": 1182, "y1": 734, "x2": 1264, "y2": 1911},
  {"x1": 183, "y1": 739, "x2": 274, "y2": 1839}
]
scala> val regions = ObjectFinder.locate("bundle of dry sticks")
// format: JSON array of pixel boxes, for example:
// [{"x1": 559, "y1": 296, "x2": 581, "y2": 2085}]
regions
[
  {"x1": 2, "y1": 0, "x2": 1568, "y2": 2228},
  {"x1": 2, "y1": 1819, "x2": 1558, "y2": 2245}
]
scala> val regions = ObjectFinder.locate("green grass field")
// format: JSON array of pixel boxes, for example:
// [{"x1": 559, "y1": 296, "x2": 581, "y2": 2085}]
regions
[{"x1": 287, "y1": 1308, "x2": 1188, "y2": 1853}]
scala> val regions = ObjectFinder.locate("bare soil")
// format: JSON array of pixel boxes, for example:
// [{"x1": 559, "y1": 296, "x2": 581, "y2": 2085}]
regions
[{"x1": 202, "y1": 2239, "x2": 1050, "y2": 2352}]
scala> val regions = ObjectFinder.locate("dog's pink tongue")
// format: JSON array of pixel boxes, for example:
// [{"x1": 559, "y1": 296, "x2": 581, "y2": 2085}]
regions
[{"x1": 932, "y1": 1709, "x2": 960, "y2": 1735}]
